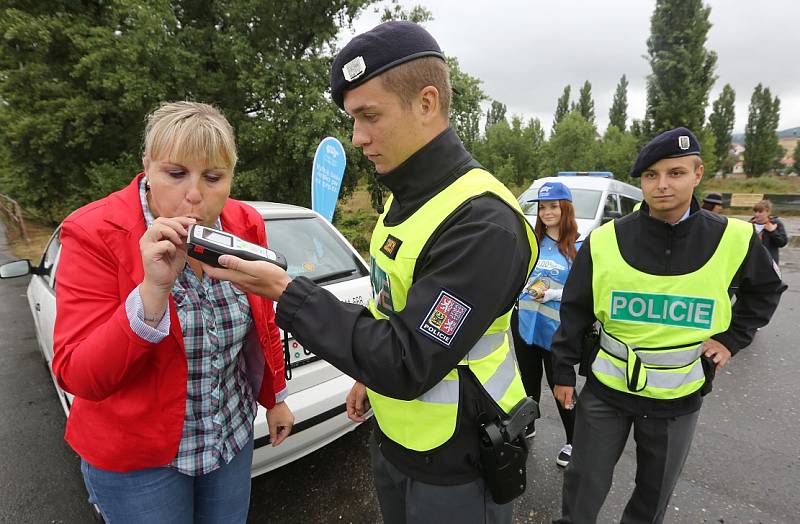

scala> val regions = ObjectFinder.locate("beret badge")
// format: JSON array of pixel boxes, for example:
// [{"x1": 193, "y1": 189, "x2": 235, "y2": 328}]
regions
[{"x1": 343, "y1": 56, "x2": 366, "y2": 82}]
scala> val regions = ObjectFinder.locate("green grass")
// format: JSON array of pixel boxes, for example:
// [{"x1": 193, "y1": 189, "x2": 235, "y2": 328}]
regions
[
  {"x1": 1, "y1": 215, "x2": 54, "y2": 262},
  {"x1": 701, "y1": 175, "x2": 800, "y2": 194}
]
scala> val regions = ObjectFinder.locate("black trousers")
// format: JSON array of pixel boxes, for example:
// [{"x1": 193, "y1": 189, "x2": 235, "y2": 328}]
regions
[
  {"x1": 369, "y1": 435, "x2": 513, "y2": 524},
  {"x1": 511, "y1": 309, "x2": 575, "y2": 444},
  {"x1": 554, "y1": 387, "x2": 700, "y2": 524}
]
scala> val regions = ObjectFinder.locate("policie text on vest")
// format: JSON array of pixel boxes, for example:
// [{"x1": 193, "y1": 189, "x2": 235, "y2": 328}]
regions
[{"x1": 610, "y1": 291, "x2": 715, "y2": 330}]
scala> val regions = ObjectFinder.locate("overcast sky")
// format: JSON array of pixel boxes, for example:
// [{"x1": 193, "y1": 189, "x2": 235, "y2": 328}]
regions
[{"x1": 341, "y1": 0, "x2": 800, "y2": 135}]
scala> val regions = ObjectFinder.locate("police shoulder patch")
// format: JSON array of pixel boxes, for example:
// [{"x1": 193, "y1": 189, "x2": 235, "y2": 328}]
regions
[
  {"x1": 418, "y1": 289, "x2": 472, "y2": 347},
  {"x1": 380, "y1": 234, "x2": 402, "y2": 259}
]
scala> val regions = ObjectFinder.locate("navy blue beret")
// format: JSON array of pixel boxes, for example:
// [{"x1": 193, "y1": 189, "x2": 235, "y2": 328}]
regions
[
  {"x1": 703, "y1": 192, "x2": 723, "y2": 205},
  {"x1": 630, "y1": 127, "x2": 701, "y2": 178},
  {"x1": 330, "y1": 21, "x2": 445, "y2": 109}
]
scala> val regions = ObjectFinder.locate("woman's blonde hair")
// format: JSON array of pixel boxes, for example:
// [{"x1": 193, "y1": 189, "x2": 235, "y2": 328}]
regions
[{"x1": 143, "y1": 101, "x2": 237, "y2": 171}]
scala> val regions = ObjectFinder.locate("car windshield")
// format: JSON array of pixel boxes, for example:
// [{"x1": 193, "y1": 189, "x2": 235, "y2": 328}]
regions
[
  {"x1": 519, "y1": 188, "x2": 603, "y2": 220},
  {"x1": 264, "y1": 217, "x2": 367, "y2": 284}
]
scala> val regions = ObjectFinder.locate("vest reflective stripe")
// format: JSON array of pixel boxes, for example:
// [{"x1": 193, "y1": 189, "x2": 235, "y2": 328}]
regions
[
  {"x1": 461, "y1": 332, "x2": 506, "y2": 362},
  {"x1": 599, "y1": 328, "x2": 703, "y2": 367},
  {"x1": 592, "y1": 352, "x2": 706, "y2": 391},
  {"x1": 480, "y1": 345, "x2": 519, "y2": 401},
  {"x1": 418, "y1": 337, "x2": 517, "y2": 404},
  {"x1": 418, "y1": 377, "x2": 459, "y2": 404},
  {"x1": 589, "y1": 217, "x2": 752, "y2": 400},
  {"x1": 366, "y1": 168, "x2": 538, "y2": 451},
  {"x1": 518, "y1": 300, "x2": 560, "y2": 321}
]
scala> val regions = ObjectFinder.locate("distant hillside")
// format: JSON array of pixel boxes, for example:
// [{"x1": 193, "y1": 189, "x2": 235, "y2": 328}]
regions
[
  {"x1": 779, "y1": 127, "x2": 800, "y2": 139},
  {"x1": 732, "y1": 126, "x2": 800, "y2": 144}
]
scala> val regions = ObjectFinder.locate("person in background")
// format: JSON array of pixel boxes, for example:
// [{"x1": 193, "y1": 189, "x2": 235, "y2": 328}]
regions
[
  {"x1": 701, "y1": 192, "x2": 723, "y2": 213},
  {"x1": 511, "y1": 181, "x2": 580, "y2": 468},
  {"x1": 751, "y1": 199, "x2": 788, "y2": 265},
  {"x1": 52, "y1": 101, "x2": 293, "y2": 523}
]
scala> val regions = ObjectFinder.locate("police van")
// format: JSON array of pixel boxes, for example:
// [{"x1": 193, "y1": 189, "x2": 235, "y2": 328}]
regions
[{"x1": 518, "y1": 172, "x2": 643, "y2": 240}]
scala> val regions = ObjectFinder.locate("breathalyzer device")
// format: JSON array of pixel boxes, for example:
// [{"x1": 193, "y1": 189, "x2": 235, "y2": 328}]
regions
[{"x1": 187, "y1": 224, "x2": 287, "y2": 270}]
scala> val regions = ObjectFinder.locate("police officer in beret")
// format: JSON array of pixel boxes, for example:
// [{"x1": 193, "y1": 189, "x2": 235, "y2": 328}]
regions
[
  {"x1": 549, "y1": 127, "x2": 786, "y2": 523},
  {"x1": 702, "y1": 192, "x2": 724, "y2": 213},
  {"x1": 203, "y1": 21, "x2": 538, "y2": 523}
]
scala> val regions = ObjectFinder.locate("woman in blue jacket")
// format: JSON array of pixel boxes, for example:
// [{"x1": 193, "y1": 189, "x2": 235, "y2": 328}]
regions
[{"x1": 512, "y1": 181, "x2": 581, "y2": 467}]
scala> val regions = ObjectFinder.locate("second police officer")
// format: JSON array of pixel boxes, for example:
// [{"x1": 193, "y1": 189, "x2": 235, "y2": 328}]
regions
[
  {"x1": 204, "y1": 21, "x2": 539, "y2": 523},
  {"x1": 550, "y1": 127, "x2": 786, "y2": 523}
]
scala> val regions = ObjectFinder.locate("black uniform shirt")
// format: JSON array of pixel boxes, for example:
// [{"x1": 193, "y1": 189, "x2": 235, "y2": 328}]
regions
[
  {"x1": 551, "y1": 200, "x2": 787, "y2": 418},
  {"x1": 276, "y1": 127, "x2": 530, "y2": 408}
]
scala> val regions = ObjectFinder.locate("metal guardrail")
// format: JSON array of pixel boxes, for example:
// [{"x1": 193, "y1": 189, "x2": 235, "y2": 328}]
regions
[{"x1": 0, "y1": 193, "x2": 30, "y2": 243}]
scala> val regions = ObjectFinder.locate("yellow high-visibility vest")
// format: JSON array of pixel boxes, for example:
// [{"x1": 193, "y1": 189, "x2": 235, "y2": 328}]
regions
[
  {"x1": 589, "y1": 217, "x2": 752, "y2": 399},
  {"x1": 367, "y1": 168, "x2": 538, "y2": 451}
]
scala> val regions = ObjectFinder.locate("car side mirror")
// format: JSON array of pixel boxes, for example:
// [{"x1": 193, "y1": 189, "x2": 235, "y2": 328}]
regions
[
  {"x1": 602, "y1": 211, "x2": 622, "y2": 224},
  {"x1": 0, "y1": 259, "x2": 33, "y2": 279}
]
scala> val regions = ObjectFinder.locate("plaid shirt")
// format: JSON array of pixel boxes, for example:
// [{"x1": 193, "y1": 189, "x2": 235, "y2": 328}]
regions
[{"x1": 138, "y1": 178, "x2": 256, "y2": 476}]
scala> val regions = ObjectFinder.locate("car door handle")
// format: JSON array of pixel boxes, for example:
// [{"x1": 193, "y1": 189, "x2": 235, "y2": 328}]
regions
[{"x1": 35, "y1": 303, "x2": 41, "y2": 312}]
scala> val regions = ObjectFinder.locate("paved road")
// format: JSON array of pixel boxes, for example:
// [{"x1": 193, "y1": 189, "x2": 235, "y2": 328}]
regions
[
  {"x1": 0, "y1": 219, "x2": 97, "y2": 523},
  {"x1": 1, "y1": 215, "x2": 798, "y2": 523}
]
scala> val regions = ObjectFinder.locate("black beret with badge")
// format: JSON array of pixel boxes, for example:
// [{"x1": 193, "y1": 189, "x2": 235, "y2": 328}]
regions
[
  {"x1": 703, "y1": 192, "x2": 723, "y2": 205},
  {"x1": 629, "y1": 127, "x2": 701, "y2": 178},
  {"x1": 330, "y1": 21, "x2": 445, "y2": 109}
]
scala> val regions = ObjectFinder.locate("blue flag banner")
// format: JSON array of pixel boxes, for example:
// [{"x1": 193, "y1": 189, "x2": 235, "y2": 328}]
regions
[{"x1": 311, "y1": 137, "x2": 347, "y2": 222}]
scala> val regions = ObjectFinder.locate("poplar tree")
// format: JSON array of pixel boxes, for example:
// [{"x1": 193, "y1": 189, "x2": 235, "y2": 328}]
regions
[
  {"x1": 644, "y1": 0, "x2": 717, "y2": 135},
  {"x1": 608, "y1": 75, "x2": 629, "y2": 132},
  {"x1": 744, "y1": 84, "x2": 781, "y2": 177},
  {"x1": 707, "y1": 84, "x2": 736, "y2": 171},
  {"x1": 552, "y1": 85, "x2": 571, "y2": 133},
  {"x1": 485, "y1": 101, "x2": 508, "y2": 133},
  {"x1": 574, "y1": 80, "x2": 595, "y2": 126}
]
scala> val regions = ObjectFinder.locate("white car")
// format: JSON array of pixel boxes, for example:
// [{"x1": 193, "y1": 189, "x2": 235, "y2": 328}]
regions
[
  {"x1": 0, "y1": 202, "x2": 371, "y2": 478},
  {"x1": 518, "y1": 172, "x2": 643, "y2": 239}
]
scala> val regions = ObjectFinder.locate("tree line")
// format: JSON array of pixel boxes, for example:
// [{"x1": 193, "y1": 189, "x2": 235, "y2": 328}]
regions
[
  {"x1": 0, "y1": 0, "x2": 790, "y2": 223},
  {"x1": 469, "y1": 0, "x2": 787, "y2": 190}
]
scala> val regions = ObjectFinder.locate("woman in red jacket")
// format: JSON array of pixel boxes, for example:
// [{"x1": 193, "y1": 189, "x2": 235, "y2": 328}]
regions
[{"x1": 52, "y1": 101, "x2": 293, "y2": 523}]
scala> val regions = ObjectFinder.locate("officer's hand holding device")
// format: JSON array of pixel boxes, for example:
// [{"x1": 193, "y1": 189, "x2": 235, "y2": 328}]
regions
[
  {"x1": 187, "y1": 224, "x2": 287, "y2": 270},
  {"x1": 199, "y1": 236, "x2": 293, "y2": 302}
]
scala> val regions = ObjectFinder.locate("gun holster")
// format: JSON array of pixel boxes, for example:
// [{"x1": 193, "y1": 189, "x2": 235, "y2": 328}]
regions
[
  {"x1": 478, "y1": 396, "x2": 540, "y2": 504},
  {"x1": 700, "y1": 354, "x2": 716, "y2": 396}
]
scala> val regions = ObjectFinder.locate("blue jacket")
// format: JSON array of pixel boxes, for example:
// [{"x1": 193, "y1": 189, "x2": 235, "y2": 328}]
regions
[{"x1": 517, "y1": 235, "x2": 582, "y2": 350}]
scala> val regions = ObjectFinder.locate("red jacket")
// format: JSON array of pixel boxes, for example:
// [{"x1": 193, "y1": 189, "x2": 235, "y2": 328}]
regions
[{"x1": 52, "y1": 174, "x2": 286, "y2": 472}]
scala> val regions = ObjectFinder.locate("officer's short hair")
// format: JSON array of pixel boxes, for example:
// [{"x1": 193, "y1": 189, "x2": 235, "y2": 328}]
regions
[{"x1": 380, "y1": 56, "x2": 451, "y2": 117}]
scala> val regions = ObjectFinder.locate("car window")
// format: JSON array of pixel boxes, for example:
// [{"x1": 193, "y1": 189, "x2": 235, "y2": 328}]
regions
[
  {"x1": 570, "y1": 189, "x2": 603, "y2": 220},
  {"x1": 39, "y1": 228, "x2": 61, "y2": 288},
  {"x1": 619, "y1": 195, "x2": 638, "y2": 215},
  {"x1": 265, "y1": 217, "x2": 368, "y2": 285},
  {"x1": 604, "y1": 194, "x2": 620, "y2": 216},
  {"x1": 518, "y1": 188, "x2": 538, "y2": 215}
]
